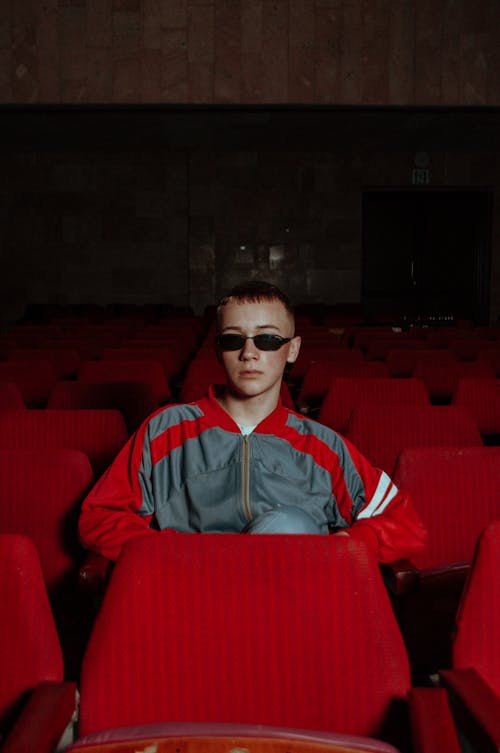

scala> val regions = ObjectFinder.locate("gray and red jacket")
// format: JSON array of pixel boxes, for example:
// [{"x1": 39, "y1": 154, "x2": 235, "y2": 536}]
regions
[{"x1": 79, "y1": 385, "x2": 428, "y2": 562}]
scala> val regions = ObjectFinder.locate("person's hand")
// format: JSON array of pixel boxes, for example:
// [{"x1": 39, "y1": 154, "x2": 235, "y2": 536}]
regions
[{"x1": 334, "y1": 530, "x2": 350, "y2": 537}]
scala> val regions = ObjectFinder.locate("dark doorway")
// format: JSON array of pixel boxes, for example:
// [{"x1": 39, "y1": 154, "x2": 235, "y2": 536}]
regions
[{"x1": 362, "y1": 190, "x2": 492, "y2": 323}]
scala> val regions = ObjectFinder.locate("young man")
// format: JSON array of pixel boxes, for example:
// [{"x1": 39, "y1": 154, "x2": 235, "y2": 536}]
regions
[{"x1": 79, "y1": 281, "x2": 427, "y2": 562}]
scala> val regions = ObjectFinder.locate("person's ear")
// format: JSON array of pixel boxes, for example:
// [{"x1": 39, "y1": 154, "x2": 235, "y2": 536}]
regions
[{"x1": 286, "y1": 335, "x2": 301, "y2": 364}]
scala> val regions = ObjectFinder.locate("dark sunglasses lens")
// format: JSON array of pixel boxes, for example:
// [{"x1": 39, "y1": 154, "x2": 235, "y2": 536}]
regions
[
  {"x1": 217, "y1": 334, "x2": 246, "y2": 350},
  {"x1": 253, "y1": 334, "x2": 286, "y2": 350},
  {"x1": 216, "y1": 334, "x2": 289, "y2": 351}
]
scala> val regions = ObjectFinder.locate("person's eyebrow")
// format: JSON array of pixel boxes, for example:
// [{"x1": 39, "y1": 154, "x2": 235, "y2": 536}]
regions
[{"x1": 221, "y1": 324, "x2": 281, "y2": 332}]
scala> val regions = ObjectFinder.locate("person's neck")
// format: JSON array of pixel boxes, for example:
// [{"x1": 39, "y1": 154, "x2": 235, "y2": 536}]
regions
[{"x1": 217, "y1": 388, "x2": 280, "y2": 427}]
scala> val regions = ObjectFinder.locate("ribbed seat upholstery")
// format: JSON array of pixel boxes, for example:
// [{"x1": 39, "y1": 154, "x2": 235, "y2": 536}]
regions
[
  {"x1": 345, "y1": 405, "x2": 483, "y2": 475},
  {"x1": 79, "y1": 359, "x2": 170, "y2": 404},
  {"x1": 0, "y1": 360, "x2": 56, "y2": 406},
  {"x1": 0, "y1": 449, "x2": 95, "y2": 678},
  {"x1": 0, "y1": 381, "x2": 25, "y2": 413},
  {"x1": 390, "y1": 447, "x2": 500, "y2": 679},
  {"x1": 79, "y1": 535, "x2": 411, "y2": 741},
  {"x1": 101, "y1": 346, "x2": 178, "y2": 386},
  {"x1": 440, "y1": 523, "x2": 500, "y2": 751},
  {"x1": 8, "y1": 347, "x2": 80, "y2": 379},
  {"x1": 393, "y1": 447, "x2": 500, "y2": 572},
  {"x1": 452, "y1": 377, "x2": 500, "y2": 440},
  {"x1": 413, "y1": 359, "x2": 495, "y2": 404},
  {"x1": 450, "y1": 521, "x2": 500, "y2": 694},
  {"x1": 297, "y1": 360, "x2": 390, "y2": 413},
  {"x1": 76, "y1": 533, "x2": 460, "y2": 753},
  {"x1": 0, "y1": 534, "x2": 64, "y2": 738},
  {"x1": 0, "y1": 448, "x2": 94, "y2": 593},
  {"x1": 318, "y1": 377, "x2": 430, "y2": 433},
  {"x1": 386, "y1": 348, "x2": 455, "y2": 378},
  {"x1": 0, "y1": 409, "x2": 128, "y2": 476},
  {"x1": 48, "y1": 380, "x2": 156, "y2": 433},
  {"x1": 289, "y1": 346, "x2": 363, "y2": 383}
]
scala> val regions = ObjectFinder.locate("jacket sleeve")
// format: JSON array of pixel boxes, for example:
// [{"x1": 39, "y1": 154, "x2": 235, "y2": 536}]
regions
[
  {"x1": 336, "y1": 437, "x2": 428, "y2": 564},
  {"x1": 78, "y1": 420, "x2": 162, "y2": 561}
]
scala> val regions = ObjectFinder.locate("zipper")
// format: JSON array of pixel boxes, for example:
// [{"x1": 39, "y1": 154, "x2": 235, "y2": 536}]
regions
[{"x1": 241, "y1": 435, "x2": 252, "y2": 521}]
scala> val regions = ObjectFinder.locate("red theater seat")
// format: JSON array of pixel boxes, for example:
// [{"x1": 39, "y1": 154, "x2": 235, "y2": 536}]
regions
[
  {"x1": 318, "y1": 377, "x2": 430, "y2": 433},
  {"x1": 0, "y1": 360, "x2": 56, "y2": 406},
  {"x1": 441, "y1": 522, "x2": 500, "y2": 751},
  {"x1": 0, "y1": 381, "x2": 25, "y2": 413},
  {"x1": 75, "y1": 534, "x2": 460, "y2": 753},
  {"x1": 297, "y1": 360, "x2": 390, "y2": 413},
  {"x1": 345, "y1": 405, "x2": 483, "y2": 475},
  {"x1": 79, "y1": 360, "x2": 170, "y2": 404},
  {"x1": 8, "y1": 347, "x2": 80, "y2": 379},
  {"x1": 413, "y1": 359, "x2": 495, "y2": 404},
  {"x1": 392, "y1": 447, "x2": 500, "y2": 679},
  {"x1": 0, "y1": 449, "x2": 95, "y2": 678},
  {"x1": 48, "y1": 381, "x2": 156, "y2": 433},
  {"x1": 452, "y1": 377, "x2": 500, "y2": 441},
  {"x1": 0, "y1": 534, "x2": 76, "y2": 750},
  {"x1": 0, "y1": 409, "x2": 128, "y2": 476}
]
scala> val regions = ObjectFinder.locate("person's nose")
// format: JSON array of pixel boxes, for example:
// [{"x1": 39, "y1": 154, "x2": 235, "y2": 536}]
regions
[{"x1": 240, "y1": 337, "x2": 259, "y2": 360}]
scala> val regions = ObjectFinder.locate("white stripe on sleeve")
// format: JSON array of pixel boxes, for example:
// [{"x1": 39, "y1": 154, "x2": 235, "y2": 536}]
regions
[{"x1": 357, "y1": 471, "x2": 398, "y2": 519}]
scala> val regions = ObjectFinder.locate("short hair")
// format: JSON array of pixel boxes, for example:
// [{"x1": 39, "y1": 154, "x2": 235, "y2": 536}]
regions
[{"x1": 217, "y1": 280, "x2": 294, "y2": 319}]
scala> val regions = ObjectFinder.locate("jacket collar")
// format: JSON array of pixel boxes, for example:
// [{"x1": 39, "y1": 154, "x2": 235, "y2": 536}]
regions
[{"x1": 198, "y1": 384, "x2": 290, "y2": 434}]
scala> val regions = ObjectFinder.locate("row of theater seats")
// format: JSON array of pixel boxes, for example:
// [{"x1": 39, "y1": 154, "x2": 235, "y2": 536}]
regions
[
  {"x1": 0, "y1": 312, "x2": 498, "y2": 749},
  {"x1": 1, "y1": 522, "x2": 500, "y2": 752},
  {"x1": 0, "y1": 437, "x2": 497, "y2": 678}
]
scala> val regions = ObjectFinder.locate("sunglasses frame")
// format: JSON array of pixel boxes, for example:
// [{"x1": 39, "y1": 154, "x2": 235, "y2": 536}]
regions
[{"x1": 215, "y1": 333, "x2": 292, "y2": 351}]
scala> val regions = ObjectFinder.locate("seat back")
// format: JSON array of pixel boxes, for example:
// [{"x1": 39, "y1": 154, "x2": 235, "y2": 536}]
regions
[
  {"x1": 79, "y1": 360, "x2": 170, "y2": 404},
  {"x1": 413, "y1": 360, "x2": 495, "y2": 404},
  {"x1": 298, "y1": 361, "x2": 390, "y2": 411},
  {"x1": 8, "y1": 347, "x2": 80, "y2": 379},
  {"x1": 0, "y1": 449, "x2": 94, "y2": 593},
  {"x1": 0, "y1": 360, "x2": 56, "y2": 406},
  {"x1": 0, "y1": 534, "x2": 63, "y2": 737},
  {"x1": 48, "y1": 380, "x2": 157, "y2": 433},
  {"x1": 0, "y1": 409, "x2": 128, "y2": 476},
  {"x1": 452, "y1": 377, "x2": 500, "y2": 438},
  {"x1": 0, "y1": 381, "x2": 25, "y2": 413},
  {"x1": 452, "y1": 521, "x2": 500, "y2": 697},
  {"x1": 79, "y1": 535, "x2": 411, "y2": 740},
  {"x1": 345, "y1": 405, "x2": 483, "y2": 475},
  {"x1": 318, "y1": 377, "x2": 430, "y2": 432},
  {"x1": 393, "y1": 447, "x2": 500, "y2": 570},
  {"x1": 179, "y1": 357, "x2": 227, "y2": 402}
]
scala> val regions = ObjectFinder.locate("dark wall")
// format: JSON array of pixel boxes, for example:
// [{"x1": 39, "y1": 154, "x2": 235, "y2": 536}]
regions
[{"x1": 0, "y1": 2, "x2": 499, "y2": 323}]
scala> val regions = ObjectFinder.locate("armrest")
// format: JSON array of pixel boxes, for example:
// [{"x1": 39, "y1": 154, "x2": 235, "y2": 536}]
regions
[
  {"x1": 79, "y1": 552, "x2": 114, "y2": 592},
  {"x1": 408, "y1": 687, "x2": 462, "y2": 753},
  {"x1": 2, "y1": 681, "x2": 77, "y2": 753},
  {"x1": 380, "y1": 559, "x2": 419, "y2": 596},
  {"x1": 440, "y1": 667, "x2": 500, "y2": 752}
]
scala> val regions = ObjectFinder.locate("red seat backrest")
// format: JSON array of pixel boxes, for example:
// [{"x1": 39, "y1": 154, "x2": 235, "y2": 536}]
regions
[
  {"x1": 345, "y1": 405, "x2": 483, "y2": 475},
  {"x1": 0, "y1": 381, "x2": 25, "y2": 413},
  {"x1": 0, "y1": 361, "x2": 56, "y2": 406},
  {"x1": 0, "y1": 449, "x2": 94, "y2": 592},
  {"x1": 452, "y1": 521, "x2": 500, "y2": 697},
  {"x1": 0, "y1": 409, "x2": 128, "y2": 476},
  {"x1": 79, "y1": 360, "x2": 169, "y2": 403},
  {"x1": 48, "y1": 380, "x2": 156, "y2": 433},
  {"x1": 79, "y1": 534, "x2": 411, "y2": 740},
  {"x1": 298, "y1": 360, "x2": 390, "y2": 410},
  {"x1": 319, "y1": 377, "x2": 430, "y2": 433},
  {"x1": 452, "y1": 377, "x2": 500, "y2": 437},
  {"x1": 0, "y1": 534, "x2": 63, "y2": 737},
  {"x1": 393, "y1": 447, "x2": 500, "y2": 570}
]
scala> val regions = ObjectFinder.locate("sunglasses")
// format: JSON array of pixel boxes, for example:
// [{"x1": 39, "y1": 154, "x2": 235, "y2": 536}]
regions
[{"x1": 215, "y1": 333, "x2": 292, "y2": 351}]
